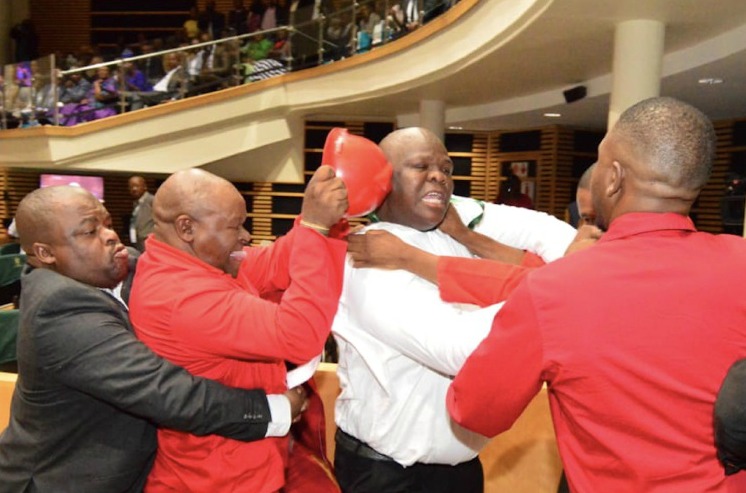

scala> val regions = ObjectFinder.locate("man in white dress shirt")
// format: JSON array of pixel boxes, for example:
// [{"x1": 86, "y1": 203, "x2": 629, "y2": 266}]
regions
[{"x1": 332, "y1": 127, "x2": 577, "y2": 492}]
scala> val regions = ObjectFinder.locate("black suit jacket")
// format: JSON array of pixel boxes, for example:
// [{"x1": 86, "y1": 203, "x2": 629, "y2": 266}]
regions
[{"x1": 0, "y1": 264, "x2": 271, "y2": 492}]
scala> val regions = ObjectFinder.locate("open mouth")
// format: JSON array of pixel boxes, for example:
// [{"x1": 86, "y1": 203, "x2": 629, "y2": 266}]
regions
[{"x1": 422, "y1": 191, "x2": 446, "y2": 205}]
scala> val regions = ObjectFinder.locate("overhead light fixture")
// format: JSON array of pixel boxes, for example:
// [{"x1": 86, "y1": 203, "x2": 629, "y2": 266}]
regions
[
  {"x1": 544, "y1": 112, "x2": 562, "y2": 118},
  {"x1": 698, "y1": 78, "x2": 724, "y2": 85},
  {"x1": 448, "y1": 126, "x2": 463, "y2": 130}
]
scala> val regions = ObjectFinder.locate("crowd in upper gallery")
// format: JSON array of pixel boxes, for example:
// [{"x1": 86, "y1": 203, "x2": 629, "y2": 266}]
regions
[{"x1": 1, "y1": 0, "x2": 458, "y2": 130}]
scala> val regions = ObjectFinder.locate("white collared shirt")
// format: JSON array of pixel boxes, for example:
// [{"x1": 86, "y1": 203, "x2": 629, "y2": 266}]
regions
[{"x1": 333, "y1": 198, "x2": 576, "y2": 466}]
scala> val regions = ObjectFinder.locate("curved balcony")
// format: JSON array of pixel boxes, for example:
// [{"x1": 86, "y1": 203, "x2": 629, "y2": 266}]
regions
[{"x1": 2, "y1": 0, "x2": 746, "y2": 182}]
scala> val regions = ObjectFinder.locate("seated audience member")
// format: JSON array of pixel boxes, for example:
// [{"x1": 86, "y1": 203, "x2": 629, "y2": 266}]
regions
[
  {"x1": 268, "y1": 28, "x2": 292, "y2": 62},
  {"x1": 227, "y1": 0, "x2": 249, "y2": 34},
  {"x1": 121, "y1": 60, "x2": 152, "y2": 93},
  {"x1": 139, "y1": 42, "x2": 167, "y2": 86},
  {"x1": 260, "y1": 0, "x2": 278, "y2": 31},
  {"x1": 127, "y1": 52, "x2": 188, "y2": 110},
  {"x1": 389, "y1": 0, "x2": 420, "y2": 38},
  {"x1": 448, "y1": 97, "x2": 746, "y2": 492},
  {"x1": 89, "y1": 65, "x2": 120, "y2": 120},
  {"x1": 184, "y1": 7, "x2": 202, "y2": 39},
  {"x1": 245, "y1": 57, "x2": 287, "y2": 82},
  {"x1": 129, "y1": 166, "x2": 348, "y2": 492},
  {"x1": 58, "y1": 70, "x2": 92, "y2": 126},
  {"x1": 275, "y1": 0, "x2": 290, "y2": 26},
  {"x1": 198, "y1": 0, "x2": 226, "y2": 39},
  {"x1": 331, "y1": 127, "x2": 578, "y2": 493},
  {"x1": 0, "y1": 185, "x2": 306, "y2": 492},
  {"x1": 324, "y1": 14, "x2": 354, "y2": 61},
  {"x1": 242, "y1": 33, "x2": 273, "y2": 62}
]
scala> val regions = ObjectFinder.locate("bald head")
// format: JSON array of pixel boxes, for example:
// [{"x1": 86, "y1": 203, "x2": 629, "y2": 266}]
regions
[
  {"x1": 591, "y1": 97, "x2": 714, "y2": 229},
  {"x1": 376, "y1": 127, "x2": 454, "y2": 231},
  {"x1": 577, "y1": 163, "x2": 595, "y2": 191},
  {"x1": 16, "y1": 185, "x2": 128, "y2": 287},
  {"x1": 153, "y1": 169, "x2": 240, "y2": 232},
  {"x1": 576, "y1": 164, "x2": 596, "y2": 227},
  {"x1": 379, "y1": 127, "x2": 447, "y2": 168},
  {"x1": 16, "y1": 186, "x2": 94, "y2": 253},
  {"x1": 153, "y1": 169, "x2": 250, "y2": 276},
  {"x1": 613, "y1": 97, "x2": 714, "y2": 191}
]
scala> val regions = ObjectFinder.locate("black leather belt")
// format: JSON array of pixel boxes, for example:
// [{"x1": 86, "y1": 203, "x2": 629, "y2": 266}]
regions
[{"x1": 335, "y1": 429, "x2": 395, "y2": 462}]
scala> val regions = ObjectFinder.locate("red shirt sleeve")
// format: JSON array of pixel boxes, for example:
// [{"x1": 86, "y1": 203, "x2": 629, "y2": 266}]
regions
[
  {"x1": 437, "y1": 255, "x2": 541, "y2": 307},
  {"x1": 447, "y1": 279, "x2": 544, "y2": 437},
  {"x1": 171, "y1": 225, "x2": 346, "y2": 364}
]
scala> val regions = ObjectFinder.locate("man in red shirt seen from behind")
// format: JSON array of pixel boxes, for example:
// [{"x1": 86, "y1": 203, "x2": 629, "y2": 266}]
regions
[
  {"x1": 448, "y1": 97, "x2": 746, "y2": 492},
  {"x1": 129, "y1": 166, "x2": 348, "y2": 493}
]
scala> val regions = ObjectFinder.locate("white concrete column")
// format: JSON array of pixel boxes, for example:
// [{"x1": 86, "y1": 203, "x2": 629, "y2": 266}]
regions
[
  {"x1": 419, "y1": 99, "x2": 446, "y2": 141},
  {"x1": 608, "y1": 20, "x2": 665, "y2": 129}
]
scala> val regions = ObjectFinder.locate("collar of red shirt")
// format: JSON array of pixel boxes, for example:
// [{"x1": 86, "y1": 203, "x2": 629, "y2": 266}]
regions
[{"x1": 601, "y1": 212, "x2": 696, "y2": 243}]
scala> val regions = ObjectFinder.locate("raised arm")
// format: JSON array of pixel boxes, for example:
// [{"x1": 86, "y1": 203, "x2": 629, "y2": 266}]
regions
[
  {"x1": 347, "y1": 229, "x2": 538, "y2": 306},
  {"x1": 439, "y1": 204, "x2": 526, "y2": 264}
]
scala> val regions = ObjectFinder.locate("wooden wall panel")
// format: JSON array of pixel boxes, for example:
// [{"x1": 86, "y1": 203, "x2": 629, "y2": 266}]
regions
[
  {"x1": 31, "y1": 0, "x2": 90, "y2": 57},
  {"x1": 0, "y1": 169, "x2": 167, "y2": 246}
]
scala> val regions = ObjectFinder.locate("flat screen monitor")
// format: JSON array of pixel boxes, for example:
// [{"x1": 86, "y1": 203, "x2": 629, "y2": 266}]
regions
[{"x1": 39, "y1": 174, "x2": 105, "y2": 202}]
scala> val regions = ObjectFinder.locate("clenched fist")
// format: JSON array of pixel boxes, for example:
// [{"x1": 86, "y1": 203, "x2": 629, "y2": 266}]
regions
[{"x1": 301, "y1": 165, "x2": 349, "y2": 229}]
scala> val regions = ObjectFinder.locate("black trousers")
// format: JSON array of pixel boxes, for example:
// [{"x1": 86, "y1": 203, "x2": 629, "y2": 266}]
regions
[{"x1": 334, "y1": 430, "x2": 483, "y2": 493}]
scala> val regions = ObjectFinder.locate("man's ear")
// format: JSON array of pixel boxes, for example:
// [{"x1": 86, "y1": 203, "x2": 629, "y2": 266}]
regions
[
  {"x1": 32, "y1": 242, "x2": 56, "y2": 266},
  {"x1": 607, "y1": 160, "x2": 624, "y2": 199},
  {"x1": 174, "y1": 214, "x2": 196, "y2": 242}
]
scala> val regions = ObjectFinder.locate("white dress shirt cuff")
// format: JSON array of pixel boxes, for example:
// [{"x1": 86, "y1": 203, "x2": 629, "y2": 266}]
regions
[{"x1": 265, "y1": 394, "x2": 292, "y2": 437}]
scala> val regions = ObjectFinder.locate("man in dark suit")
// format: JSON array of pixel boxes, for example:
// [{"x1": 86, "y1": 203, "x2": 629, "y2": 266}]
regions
[
  {"x1": 128, "y1": 175, "x2": 154, "y2": 251},
  {"x1": 0, "y1": 185, "x2": 306, "y2": 492}
]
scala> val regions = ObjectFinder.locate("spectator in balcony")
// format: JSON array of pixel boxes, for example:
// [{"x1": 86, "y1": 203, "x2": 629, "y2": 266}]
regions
[
  {"x1": 228, "y1": 0, "x2": 250, "y2": 34},
  {"x1": 10, "y1": 19, "x2": 39, "y2": 63},
  {"x1": 268, "y1": 28, "x2": 292, "y2": 62},
  {"x1": 324, "y1": 13, "x2": 353, "y2": 61},
  {"x1": 121, "y1": 60, "x2": 152, "y2": 93},
  {"x1": 138, "y1": 42, "x2": 167, "y2": 87},
  {"x1": 126, "y1": 52, "x2": 188, "y2": 110},
  {"x1": 242, "y1": 33, "x2": 273, "y2": 62},
  {"x1": 260, "y1": 0, "x2": 278, "y2": 32},
  {"x1": 58, "y1": 70, "x2": 92, "y2": 126},
  {"x1": 247, "y1": 0, "x2": 266, "y2": 33},
  {"x1": 199, "y1": 0, "x2": 226, "y2": 39},
  {"x1": 275, "y1": 0, "x2": 290, "y2": 27},
  {"x1": 84, "y1": 55, "x2": 105, "y2": 83},
  {"x1": 89, "y1": 65, "x2": 120, "y2": 120},
  {"x1": 358, "y1": 3, "x2": 382, "y2": 38},
  {"x1": 184, "y1": 7, "x2": 202, "y2": 40},
  {"x1": 389, "y1": 0, "x2": 420, "y2": 39}
]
